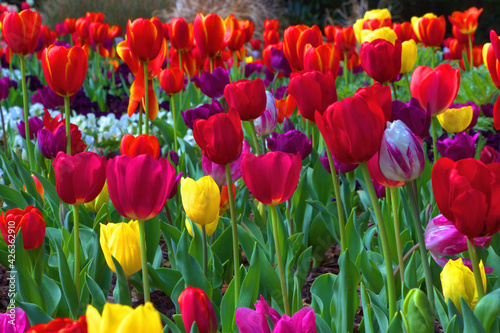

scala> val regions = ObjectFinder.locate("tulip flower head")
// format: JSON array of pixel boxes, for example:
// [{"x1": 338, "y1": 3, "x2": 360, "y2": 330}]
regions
[
  {"x1": 181, "y1": 176, "x2": 220, "y2": 226},
  {"x1": 2, "y1": 9, "x2": 41, "y2": 57},
  {"x1": 0, "y1": 308, "x2": 31, "y2": 333},
  {"x1": 360, "y1": 38, "x2": 401, "y2": 83},
  {"x1": 197, "y1": 67, "x2": 230, "y2": 99},
  {"x1": 120, "y1": 134, "x2": 160, "y2": 159},
  {"x1": 401, "y1": 40, "x2": 417, "y2": 74},
  {"x1": 27, "y1": 316, "x2": 87, "y2": 333},
  {"x1": 126, "y1": 17, "x2": 164, "y2": 63},
  {"x1": 0, "y1": 206, "x2": 45, "y2": 249},
  {"x1": 193, "y1": 13, "x2": 226, "y2": 59},
  {"x1": 182, "y1": 99, "x2": 225, "y2": 130},
  {"x1": 224, "y1": 78, "x2": 267, "y2": 121},
  {"x1": 178, "y1": 286, "x2": 218, "y2": 333},
  {"x1": 168, "y1": 17, "x2": 194, "y2": 51},
  {"x1": 254, "y1": 91, "x2": 279, "y2": 136},
  {"x1": 436, "y1": 132, "x2": 478, "y2": 161},
  {"x1": 411, "y1": 13, "x2": 446, "y2": 47},
  {"x1": 391, "y1": 98, "x2": 431, "y2": 139},
  {"x1": 283, "y1": 24, "x2": 323, "y2": 72},
  {"x1": 436, "y1": 106, "x2": 473, "y2": 133},
  {"x1": 267, "y1": 130, "x2": 312, "y2": 160},
  {"x1": 449, "y1": 7, "x2": 483, "y2": 35}
]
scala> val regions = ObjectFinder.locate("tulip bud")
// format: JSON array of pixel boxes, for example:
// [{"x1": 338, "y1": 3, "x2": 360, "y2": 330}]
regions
[
  {"x1": 401, "y1": 40, "x2": 417, "y2": 74},
  {"x1": 181, "y1": 176, "x2": 221, "y2": 226},
  {"x1": 267, "y1": 130, "x2": 312, "y2": 160},
  {"x1": 379, "y1": 120, "x2": 425, "y2": 182},
  {"x1": 100, "y1": 220, "x2": 141, "y2": 276},
  {"x1": 17, "y1": 116, "x2": 43, "y2": 140},
  {"x1": 436, "y1": 106, "x2": 473, "y2": 133},
  {"x1": 440, "y1": 257, "x2": 486, "y2": 312},
  {"x1": 403, "y1": 289, "x2": 434, "y2": 333},
  {"x1": 178, "y1": 287, "x2": 218, "y2": 333},
  {"x1": 254, "y1": 91, "x2": 278, "y2": 136},
  {"x1": 84, "y1": 182, "x2": 109, "y2": 213}
]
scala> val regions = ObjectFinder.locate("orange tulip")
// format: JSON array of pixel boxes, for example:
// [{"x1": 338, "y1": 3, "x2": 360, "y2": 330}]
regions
[
  {"x1": 239, "y1": 19, "x2": 254, "y2": 44},
  {"x1": 224, "y1": 14, "x2": 246, "y2": 51},
  {"x1": 194, "y1": 13, "x2": 226, "y2": 58},
  {"x1": 159, "y1": 67, "x2": 185, "y2": 95},
  {"x1": 303, "y1": 43, "x2": 340, "y2": 78},
  {"x1": 169, "y1": 17, "x2": 194, "y2": 51},
  {"x1": 283, "y1": 24, "x2": 323, "y2": 72},
  {"x1": 276, "y1": 95, "x2": 297, "y2": 123},
  {"x1": 85, "y1": 12, "x2": 104, "y2": 23},
  {"x1": 2, "y1": 9, "x2": 41, "y2": 56},
  {"x1": 449, "y1": 7, "x2": 483, "y2": 35},
  {"x1": 126, "y1": 17, "x2": 164, "y2": 63},
  {"x1": 89, "y1": 22, "x2": 109, "y2": 46},
  {"x1": 412, "y1": 14, "x2": 446, "y2": 47},
  {"x1": 42, "y1": 45, "x2": 88, "y2": 97},
  {"x1": 452, "y1": 25, "x2": 471, "y2": 44},
  {"x1": 75, "y1": 17, "x2": 89, "y2": 42}
]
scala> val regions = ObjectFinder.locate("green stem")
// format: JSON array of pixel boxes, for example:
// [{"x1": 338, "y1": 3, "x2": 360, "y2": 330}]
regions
[
  {"x1": 1, "y1": 101, "x2": 8, "y2": 156},
  {"x1": 389, "y1": 187, "x2": 405, "y2": 284},
  {"x1": 138, "y1": 219, "x2": 150, "y2": 303},
  {"x1": 20, "y1": 57, "x2": 34, "y2": 169},
  {"x1": 210, "y1": 57, "x2": 214, "y2": 73},
  {"x1": 73, "y1": 204, "x2": 80, "y2": 293},
  {"x1": 404, "y1": 73, "x2": 411, "y2": 97},
  {"x1": 343, "y1": 51, "x2": 348, "y2": 88},
  {"x1": 390, "y1": 82, "x2": 398, "y2": 101},
  {"x1": 269, "y1": 205, "x2": 290, "y2": 316},
  {"x1": 467, "y1": 238, "x2": 485, "y2": 300},
  {"x1": 467, "y1": 33, "x2": 473, "y2": 71},
  {"x1": 325, "y1": 146, "x2": 347, "y2": 252},
  {"x1": 94, "y1": 49, "x2": 101, "y2": 83},
  {"x1": 431, "y1": 117, "x2": 439, "y2": 163},
  {"x1": 225, "y1": 164, "x2": 240, "y2": 303},
  {"x1": 232, "y1": 51, "x2": 239, "y2": 81},
  {"x1": 138, "y1": 104, "x2": 143, "y2": 135},
  {"x1": 431, "y1": 47, "x2": 435, "y2": 68},
  {"x1": 287, "y1": 198, "x2": 293, "y2": 236},
  {"x1": 143, "y1": 62, "x2": 150, "y2": 135},
  {"x1": 407, "y1": 180, "x2": 435, "y2": 315},
  {"x1": 248, "y1": 121, "x2": 261, "y2": 155},
  {"x1": 171, "y1": 94, "x2": 178, "y2": 153},
  {"x1": 359, "y1": 162, "x2": 397, "y2": 318},
  {"x1": 202, "y1": 224, "x2": 208, "y2": 276},
  {"x1": 64, "y1": 96, "x2": 71, "y2": 155}
]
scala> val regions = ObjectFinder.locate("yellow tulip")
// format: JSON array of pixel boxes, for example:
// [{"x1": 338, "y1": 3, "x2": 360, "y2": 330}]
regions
[
  {"x1": 411, "y1": 13, "x2": 438, "y2": 41},
  {"x1": 353, "y1": 18, "x2": 365, "y2": 44},
  {"x1": 361, "y1": 27, "x2": 397, "y2": 44},
  {"x1": 181, "y1": 176, "x2": 220, "y2": 226},
  {"x1": 401, "y1": 40, "x2": 417, "y2": 73},
  {"x1": 185, "y1": 217, "x2": 219, "y2": 237},
  {"x1": 245, "y1": 56, "x2": 254, "y2": 63},
  {"x1": 437, "y1": 106, "x2": 473, "y2": 133},
  {"x1": 86, "y1": 302, "x2": 163, "y2": 333},
  {"x1": 440, "y1": 258, "x2": 486, "y2": 312},
  {"x1": 483, "y1": 43, "x2": 491, "y2": 70},
  {"x1": 364, "y1": 8, "x2": 392, "y2": 20},
  {"x1": 100, "y1": 220, "x2": 142, "y2": 276},
  {"x1": 84, "y1": 182, "x2": 109, "y2": 213}
]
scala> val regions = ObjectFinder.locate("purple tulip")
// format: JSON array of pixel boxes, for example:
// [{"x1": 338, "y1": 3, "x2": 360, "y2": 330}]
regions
[
  {"x1": 31, "y1": 86, "x2": 75, "y2": 110},
  {"x1": 425, "y1": 214, "x2": 493, "y2": 273},
  {"x1": 449, "y1": 101, "x2": 480, "y2": 130},
  {"x1": 481, "y1": 103, "x2": 493, "y2": 117},
  {"x1": 0, "y1": 307, "x2": 31, "y2": 333},
  {"x1": 245, "y1": 62, "x2": 264, "y2": 78},
  {"x1": 17, "y1": 116, "x2": 44, "y2": 140},
  {"x1": 254, "y1": 91, "x2": 278, "y2": 136},
  {"x1": 0, "y1": 77, "x2": 11, "y2": 101},
  {"x1": 168, "y1": 150, "x2": 179, "y2": 166},
  {"x1": 379, "y1": 120, "x2": 425, "y2": 182},
  {"x1": 53, "y1": 40, "x2": 71, "y2": 48},
  {"x1": 320, "y1": 151, "x2": 358, "y2": 174},
  {"x1": 166, "y1": 172, "x2": 183, "y2": 200},
  {"x1": 282, "y1": 118, "x2": 295, "y2": 132},
  {"x1": 391, "y1": 98, "x2": 431, "y2": 139},
  {"x1": 202, "y1": 140, "x2": 251, "y2": 187},
  {"x1": 196, "y1": 67, "x2": 230, "y2": 99},
  {"x1": 267, "y1": 130, "x2": 312, "y2": 160},
  {"x1": 373, "y1": 180, "x2": 386, "y2": 198},
  {"x1": 26, "y1": 75, "x2": 43, "y2": 92},
  {"x1": 436, "y1": 132, "x2": 477, "y2": 162},
  {"x1": 270, "y1": 46, "x2": 291, "y2": 77},
  {"x1": 182, "y1": 99, "x2": 224, "y2": 129},
  {"x1": 37, "y1": 126, "x2": 68, "y2": 159}
]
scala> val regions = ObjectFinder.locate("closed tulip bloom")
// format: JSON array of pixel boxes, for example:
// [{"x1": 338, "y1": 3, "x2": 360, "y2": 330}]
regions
[
  {"x1": 2, "y1": 9, "x2": 41, "y2": 56},
  {"x1": 52, "y1": 152, "x2": 107, "y2": 205},
  {"x1": 411, "y1": 14, "x2": 446, "y2": 47},
  {"x1": 276, "y1": 94, "x2": 297, "y2": 124},
  {"x1": 181, "y1": 176, "x2": 220, "y2": 226},
  {"x1": 254, "y1": 91, "x2": 278, "y2": 136},
  {"x1": 100, "y1": 220, "x2": 142, "y2": 276},
  {"x1": 182, "y1": 99, "x2": 225, "y2": 130},
  {"x1": 197, "y1": 67, "x2": 230, "y2": 99},
  {"x1": 360, "y1": 27, "x2": 397, "y2": 44},
  {"x1": 84, "y1": 182, "x2": 109, "y2": 213},
  {"x1": 401, "y1": 40, "x2": 417, "y2": 73},
  {"x1": 432, "y1": 157, "x2": 500, "y2": 238},
  {"x1": 17, "y1": 116, "x2": 43, "y2": 140},
  {"x1": 27, "y1": 317, "x2": 87, "y2": 333},
  {"x1": 0, "y1": 206, "x2": 45, "y2": 249},
  {"x1": 0, "y1": 308, "x2": 30, "y2": 333},
  {"x1": 224, "y1": 78, "x2": 267, "y2": 121},
  {"x1": 120, "y1": 134, "x2": 160, "y2": 159},
  {"x1": 0, "y1": 77, "x2": 11, "y2": 101},
  {"x1": 202, "y1": 140, "x2": 250, "y2": 187},
  {"x1": 316, "y1": 90, "x2": 386, "y2": 164},
  {"x1": 361, "y1": 39, "x2": 401, "y2": 83},
  {"x1": 186, "y1": 217, "x2": 218, "y2": 237},
  {"x1": 334, "y1": 27, "x2": 356, "y2": 57},
  {"x1": 391, "y1": 98, "x2": 431, "y2": 138},
  {"x1": 402, "y1": 289, "x2": 434, "y2": 333},
  {"x1": 324, "y1": 24, "x2": 338, "y2": 43},
  {"x1": 436, "y1": 132, "x2": 477, "y2": 162},
  {"x1": 178, "y1": 287, "x2": 218, "y2": 333},
  {"x1": 42, "y1": 45, "x2": 88, "y2": 97},
  {"x1": 449, "y1": 7, "x2": 483, "y2": 35},
  {"x1": 194, "y1": 13, "x2": 226, "y2": 58},
  {"x1": 283, "y1": 25, "x2": 323, "y2": 72},
  {"x1": 267, "y1": 130, "x2": 312, "y2": 160},
  {"x1": 107, "y1": 155, "x2": 177, "y2": 221},
  {"x1": 410, "y1": 64, "x2": 461, "y2": 117},
  {"x1": 241, "y1": 151, "x2": 302, "y2": 206},
  {"x1": 193, "y1": 108, "x2": 244, "y2": 165},
  {"x1": 159, "y1": 67, "x2": 184, "y2": 95},
  {"x1": 437, "y1": 106, "x2": 473, "y2": 133},
  {"x1": 440, "y1": 257, "x2": 486, "y2": 312},
  {"x1": 87, "y1": 302, "x2": 162, "y2": 333},
  {"x1": 303, "y1": 43, "x2": 341, "y2": 78},
  {"x1": 379, "y1": 120, "x2": 425, "y2": 182},
  {"x1": 126, "y1": 17, "x2": 164, "y2": 63},
  {"x1": 287, "y1": 70, "x2": 337, "y2": 122},
  {"x1": 169, "y1": 17, "x2": 194, "y2": 51},
  {"x1": 367, "y1": 151, "x2": 404, "y2": 188},
  {"x1": 394, "y1": 22, "x2": 415, "y2": 42}
]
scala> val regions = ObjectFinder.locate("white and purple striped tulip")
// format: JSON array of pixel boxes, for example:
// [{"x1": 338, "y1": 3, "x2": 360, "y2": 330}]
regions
[{"x1": 254, "y1": 91, "x2": 278, "y2": 136}]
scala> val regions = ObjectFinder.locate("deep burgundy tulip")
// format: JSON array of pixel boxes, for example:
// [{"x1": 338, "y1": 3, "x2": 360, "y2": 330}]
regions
[
  {"x1": 480, "y1": 145, "x2": 500, "y2": 164},
  {"x1": 270, "y1": 46, "x2": 292, "y2": 77},
  {"x1": 360, "y1": 39, "x2": 402, "y2": 83},
  {"x1": 320, "y1": 150, "x2": 358, "y2": 175},
  {"x1": 182, "y1": 100, "x2": 224, "y2": 129},
  {"x1": 107, "y1": 154, "x2": 177, "y2": 220},
  {"x1": 224, "y1": 78, "x2": 267, "y2": 121},
  {"x1": 436, "y1": 132, "x2": 478, "y2": 162},
  {"x1": 17, "y1": 116, "x2": 43, "y2": 140},
  {"x1": 193, "y1": 108, "x2": 244, "y2": 165},
  {"x1": 266, "y1": 130, "x2": 312, "y2": 160},
  {"x1": 202, "y1": 140, "x2": 250, "y2": 187},
  {"x1": 37, "y1": 127, "x2": 68, "y2": 159},
  {"x1": 241, "y1": 151, "x2": 302, "y2": 206},
  {"x1": 391, "y1": 98, "x2": 431, "y2": 138},
  {"x1": 0, "y1": 77, "x2": 11, "y2": 101},
  {"x1": 197, "y1": 67, "x2": 230, "y2": 99},
  {"x1": 31, "y1": 86, "x2": 76, "y2": 110},
  {"x1": 287, "y1": 70, "x2": 337, "y2": 122},
  {"x1": 52, "y1": 152, "x2": 107, "y2": 205},
  {"x1": 178, "y1": 287, "x2": 218, "y2": 333}
]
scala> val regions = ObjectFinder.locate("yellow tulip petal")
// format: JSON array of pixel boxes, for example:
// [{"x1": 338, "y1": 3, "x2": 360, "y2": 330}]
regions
[
  {"x1": 361, "y1": 27, "x2": 397, "y2": 44},
  {"x1": 116, "y1": 303, "x2": 163, "y2": 333},
  {"x1": 401, "y1": 40, "x2": 417, "y2": 73},
  {"x1": 99, "y1": 303, "x2": 134, "y2": 332},
  {"x1": 86, "y1": 305, "x2": 102, "y2": 333},
  {"x1": 437, "y1": 106, "x2": 473, "y2": 133}
]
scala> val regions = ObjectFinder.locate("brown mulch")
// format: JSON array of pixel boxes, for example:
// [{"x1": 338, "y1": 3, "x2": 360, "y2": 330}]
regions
[{"x1": 0, "y1": 264, "x2": 9, "y2": 313}]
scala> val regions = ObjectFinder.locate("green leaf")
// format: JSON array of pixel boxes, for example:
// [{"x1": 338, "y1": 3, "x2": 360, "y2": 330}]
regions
[
  {"x1": 18, "y1": 301, "x2": 53, "y2": 326},
  {"x1": 111, "y1": 256, "x2": 132, "y2": 306},
  {"x1": 220, "y1": 275, "x2": 236, "y2": 332},
  {"x1": 236, "y1": 256, "x2": 260, "y2": 308},
  {"x1": 0, "y1": 184, "x2": 28, "y2": 209},
  {"x1": 160, "y1": 312, "x2": 182, "y2": 333},
  {"x1": 85, "y1": 274, "x2": 107, "y2": 313},
  {"x1": 148, "y1": 264, "x2": 182, "y2": 297},
  {"x1": 310, "y1": 273, "x2": 337, "y2": 326},
  {"x1": 13, "y1": 153, "x2": 43, "y2": 205},
  {"x1": 54, "y1": 239, "x2": 79, "y2": 319},
  {"x1": 0, "y1": 154, "x2": 23, "y2": 189},
  {"x1": 474, "y1": 289, "x2": 500, "y2": 332},
  {"x1": 41, "y1": 276, "x2": 61, "y2": 317},
  {"x1": 461, "y1": 298, "x2": 486, "y2": 333}
]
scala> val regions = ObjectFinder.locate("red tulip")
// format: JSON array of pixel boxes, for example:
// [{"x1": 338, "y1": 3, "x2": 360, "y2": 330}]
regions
[
  {"x1": 393, "y1": 22, "x2": 415, "y2": 42},
  {"x1": 276, "y1": 94, "x2": 297, "y2": 124},
  {"x1": 42, "y1": 45, "x2": 88, "y2": 97},
  {"x1": 224, "y1": 14, "x2": 246, "y2": 51},
  {"x1": 75, "y1": 17, "x2": 89, "y2": 42},
  {"x1": 354, "y1": 83, "x2": 392, "y2": 122},
  {"x1": 303, "y1": 43, "x2": 341, "y2": 78},
  {"x1": 159, "y1": 67, "x2": 185, "y2": 95},
  {"x1": 178, "y1": 287, "x2": 218, "y2": 333},
  {"x1": 414, "y1": 15, "x2": 446, "y2": 47},
  {"x1": 432, "y1": 157, "x2": 500, "y2": 238},
  {"x1": 264, "y1": 29, "x2": 280, "y2": 47},
  {"x1": 2, "y1": 9, "x2": 41, "y2": 56},
  {"x1": 64, "y1": 18, "x2": 76, "y2": 34},
  {"x1": 448, "y1": 7, "x2": 483, "y2": 35},
  {"x1": 410, "y1": 64, "x2": 460, "y2": 117},
  {"x1": 334, "y1": 27, "x2": 356, "y2": 57},
  {"x1": 315, "y1": 88, "x2": 386, "y2": 164},
  {"x1": 444, "y1": 38, "x2": 464, "y2": 60},
  {"x1": 126, "y1": 17, "x2": 164, "y2": 63},
  {"x1": 193, "y1": 108, "x2": 244, "y2": 165},
  {"x1": 224, "y1": 78, "x2": 267, "y2": 121},
  {"x1": 264, "y1": 19, "x2": 279, "y2": 31},
  {"x1": 239, "y1": 19, "x2": 254, "y2": 44},
  {"x1": 108, "y1": 25, "x2": 122, "y2": 39},
  {"x1": 283, "y1": 25, "x2": 323, "y2": 72},
  {"x1": 52, "y1": 152, "x2": 107, "y2": 205},
  {"x1": 324, "y1": 24, "x2": 339, "y2": 43},
  {"x1": 453, "y1": 25, "x2": 471, "y2": 45},
  {"x1": 169, "y1": 17, "x2": 194, "y2": 51},
  {"x1": 241, "y1": 151, "x2": 302, "y2": 206},
  {"x1": 120, "y1": 134, "x2": 160, "y2": 159},
  {"x1": 107, "y1": 154, "x2": 177, "y2": 221},
  {"x1": 287, "y1": 70, "x2": 337, "y2": 122},
  {"x1": 0, "y1": 206, "x2": 45, "y2": 249},
  {"x1": 193, "y1": 13, "x2": 226, "y2": 58},
  {"x1": 89, "y1": 22, "x2": 108, "y2": 46},
  {"x1": 360, "y1": 39, "x2": 402, "y2": 83},
  {"x1": 27, "y1": 316, "x2": 87, "y2": 333}
]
